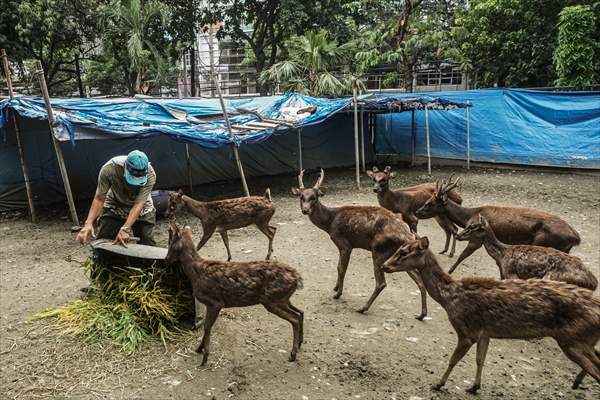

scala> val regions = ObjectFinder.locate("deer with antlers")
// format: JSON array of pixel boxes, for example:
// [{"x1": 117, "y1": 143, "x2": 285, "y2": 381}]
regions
[
  {"x1": 292, "y1": 169, "x2": 428, "y2": 317},
  {"x1": 416, "y1": 177, "x2": 581, "y2": 274},
  {"x1": 367, "y1": 166, "x2": 462, "y2": 256}
]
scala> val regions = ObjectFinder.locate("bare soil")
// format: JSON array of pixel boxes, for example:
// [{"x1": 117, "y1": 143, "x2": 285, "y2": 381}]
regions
[{"x1": 1, "y1": 166, "x2": 599, "y2": 400}]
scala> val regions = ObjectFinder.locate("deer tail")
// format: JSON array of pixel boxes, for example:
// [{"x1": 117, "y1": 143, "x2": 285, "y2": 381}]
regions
[{"x1": 264, "y1": 188, "x2": 272, "y2": 201}]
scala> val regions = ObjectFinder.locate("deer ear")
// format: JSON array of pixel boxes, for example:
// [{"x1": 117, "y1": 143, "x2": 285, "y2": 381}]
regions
[
  {"x1": 318, "y1": 188, "x2": 326, "y2": 196},
  {"x1": 441, "y1": 192, "x2": 448, "y2": 203},
  {"x1": 389, "y1": 172, "x2": 396, "y2": 179},
  {"x1": 366, "y1": 170, "x2": 374, "y2": 178},
  {"x1": 177, "y1": 189, "x2": 184, "y2": 197},
  {"x1": 418, "y1": 236, "x2": 430, "y2": 250},
  {"x1": 384, "y1": 166, "x2": 392, "y2": 173},
  {"x1": 478, "y1": 214, "x2": 484, "y2": 224},
  {"x1": 372, "y1": 166, "x2": 379, "y2": 172},
  {"x1": 291, "y1": 187, "x2": 300, "y2": 196}
]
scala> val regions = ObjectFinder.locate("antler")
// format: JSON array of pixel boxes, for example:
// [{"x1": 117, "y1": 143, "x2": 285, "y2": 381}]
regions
[
  {"x1": 313, "y1": 168, "x2": 325, "y2": 190},
  {"x1": 441, "y1": 175, "x2": 462, "y2": 194},
  {"x1": 298, "y1": 169, "x2": 305, "y2": 189}
]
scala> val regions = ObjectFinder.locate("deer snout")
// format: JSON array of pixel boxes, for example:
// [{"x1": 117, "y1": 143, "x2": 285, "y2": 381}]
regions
[
  {"x1": 455, "y1": 231, "x2": 468, "y2": 241},
  {"x1": 301, "y1": 206, "x2": 311, "y2": 215}
]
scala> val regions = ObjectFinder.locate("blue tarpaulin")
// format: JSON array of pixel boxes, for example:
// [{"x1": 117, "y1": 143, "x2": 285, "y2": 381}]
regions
[
  {"x1": 374, "y1": 89, "x2": 600, "y2": 168},
  {"x1": 0, "y1": 93, "x2": 352, "y2": 148}
]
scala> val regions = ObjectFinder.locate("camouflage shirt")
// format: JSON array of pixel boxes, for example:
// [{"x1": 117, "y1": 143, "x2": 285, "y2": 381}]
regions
[{"x1": 95, "y1": 156, "x2": 156, "y2": 222}]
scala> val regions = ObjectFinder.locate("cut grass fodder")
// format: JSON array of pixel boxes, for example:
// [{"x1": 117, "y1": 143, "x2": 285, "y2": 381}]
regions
[{"x1": 34, "y1": 258, "x2": 194, "y2": 352}]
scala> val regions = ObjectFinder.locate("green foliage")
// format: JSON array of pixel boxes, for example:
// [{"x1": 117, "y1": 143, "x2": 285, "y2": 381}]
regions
[
  {"x1": 454, "y1": 0, "x2": 598, "y2": 88},
  {"x1": 553, "y1": 5, "x2": 597, "y2": 87},
  {"x1": 259, "y1": 30, "x2": 355, "y2": 97},
  {"x1": 34, "y1": 259, "x2": 194, "y2": 352}
]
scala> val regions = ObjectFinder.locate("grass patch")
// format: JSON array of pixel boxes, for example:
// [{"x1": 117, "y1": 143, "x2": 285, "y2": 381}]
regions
[{"x1": 34, "y1": 258, "x2": 194, "y2": 352}]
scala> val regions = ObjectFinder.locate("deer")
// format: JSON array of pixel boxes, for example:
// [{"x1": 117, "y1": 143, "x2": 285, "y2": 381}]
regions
[
  {"x1": 166, "y1": 189, "x2": 276, "y2": 261},
  {"x1": 456, "y1": 215, "x2": 598, "y2": 290},
  {"x1": 415, "y1": 176, "x2": 581, "y2": 274},
  {"x1": 166, "y1": 222, "x2": 303, "y2": 365},
  {"x1": 367, "y1": 166, "x2": 462, "y2": 257},
  {"x1": 292, "y1": 169, "x2": 428, "y2": 318},
  {"x1": 381, "y1": 237, "x2": 600, "y2": 393}
]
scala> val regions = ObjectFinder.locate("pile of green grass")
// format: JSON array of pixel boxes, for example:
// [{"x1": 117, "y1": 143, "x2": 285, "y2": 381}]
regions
[{"x1": 34, "y1": 259, "x2": 194, "y2": 352}]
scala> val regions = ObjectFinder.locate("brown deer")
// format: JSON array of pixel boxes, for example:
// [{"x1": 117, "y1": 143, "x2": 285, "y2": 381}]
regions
[
  {"x1": 367, "y1": 166, "x2": 462, "y2": 256},
  {"x1": 166, "y1": 189, "x2": 276, "y2": 261},
  {"x1": 457, "y1": 215, "x2": 598, "y2": 290},
  {"x1": 166, "y1": 222, "x2": 303, "y2": 365},
  {"x1": 292, "y1": 169, "x2": 428, "y2": 317},
  {"x1": 416, "y1": 177, "x2": 581, "y2": 274},
  {"x1": 382, "y1": 237, "x2": 600, "y2": 393}
]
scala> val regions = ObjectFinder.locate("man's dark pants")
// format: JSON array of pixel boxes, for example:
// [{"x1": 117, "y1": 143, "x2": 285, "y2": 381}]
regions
[{"x1": 96, "y1": 209, "x2": 156, "y2": 246}]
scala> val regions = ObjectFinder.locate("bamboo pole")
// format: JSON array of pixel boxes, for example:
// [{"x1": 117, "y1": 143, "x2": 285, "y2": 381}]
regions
[
  {"x1": 352, "y1": 78, "x2": 360, "y2": 189},
  {"x1": 425, "y1": 105, "x2": 431, "y2": 175},
  {"x1": 466, "y1": 104, "x2": 471, "y2": 170},
  {"x1": 297, "y1": 128, "x2": 303, "y2": 172},
  {"x1": 35, "y1": 60, "x2": 79, "y2": 226},
  {"x1": 2, "y1": 49, "x2": 36, "y2": 222},
  {"x1": 185, "y1": 143, "x2": 193, "y2": 195},
  {"x1": 410, "y1": 109, "x2": 416, "y2": 167},
  {"x1": 360, "y1": 105, "x2": 366, "y2": 172},
  {"x1": 206, "y1": 31, "x2": 249, "y2": 196}
]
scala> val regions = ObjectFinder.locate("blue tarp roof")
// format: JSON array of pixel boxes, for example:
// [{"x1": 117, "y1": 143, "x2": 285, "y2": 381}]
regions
[
  {"x1": 0, "y1": 92, "x2": 470, "y2": 148},
  {"x1": 0, "y1": 93, "x2": 352, "y2": 148}
]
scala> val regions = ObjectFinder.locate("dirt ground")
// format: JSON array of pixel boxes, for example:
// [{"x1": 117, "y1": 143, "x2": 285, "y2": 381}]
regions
[{"x1": 1, "y1": 165, "x2": 599, "y2": 400}]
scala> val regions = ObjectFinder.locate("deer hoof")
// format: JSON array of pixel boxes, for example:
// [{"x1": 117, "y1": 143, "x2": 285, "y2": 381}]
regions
[
  {"x1": 356, "y1": 307, "x2": 368, "y2": 314},
  {"x1": 332, "y1": 292, "x2": 342, "y2": 299},
  {"x1": 466, "y1": 384, "x2": 480, "y2": 394},
  {"x1": 431, "y1": 383, "x2": 445, "y2": 391},
  {"x1": 415, "y1": 313, "x2": 426, "y2": 321},
  {"x1": 200, "y1": 353, "x2": 209, "y2": 366},
  {"x1": 288, "y1": 352, "x2": 297, "y2": 362},
  {"x1": 439, "y1": 249, "x2": 447, "y2": 255}
]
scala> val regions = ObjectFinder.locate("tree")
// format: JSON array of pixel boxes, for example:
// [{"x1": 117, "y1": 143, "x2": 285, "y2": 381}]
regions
[
  {"x1": 260, "y1": 30, "x2": 356, "y2": 97},
  {"x1": 553, "y1": 5, "x2": 597, "y2": 87},
  {"x1": 454, "y1": 0, "x2": 597, "y2": 88},
  {"x1": 0, "y1": 0, "x2": 103, "y2": 95},
  {"x1": 86, "y1": 0, "x2": 173, "y2": 95}
]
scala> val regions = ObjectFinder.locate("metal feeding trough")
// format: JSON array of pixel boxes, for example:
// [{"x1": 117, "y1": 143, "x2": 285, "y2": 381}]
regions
[{"x1": 90, "y1": 239, "x2": 168, "y2": 266}]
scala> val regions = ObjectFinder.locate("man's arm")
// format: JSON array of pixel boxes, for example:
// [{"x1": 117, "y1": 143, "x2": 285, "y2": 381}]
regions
[
  {"x1": 113, "y1": 202, "x2": 145, "y2": 246},
  {"x1": 76, "y1": 194, "x2": 106, "y2": 244}
]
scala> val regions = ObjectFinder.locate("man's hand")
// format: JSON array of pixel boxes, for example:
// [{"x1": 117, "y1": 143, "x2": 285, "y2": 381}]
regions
[
  {"x1": 76, "y1": 223, "x2": 96, "y2": 245},
  {"x1": 113, "y1": 227, "x2": 130, "y2": 247}
]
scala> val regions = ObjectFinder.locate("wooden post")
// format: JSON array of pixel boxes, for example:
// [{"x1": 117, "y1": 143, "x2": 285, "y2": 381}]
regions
[
  {"x1": 466, "y1": 104, "x2": 471, "y2": 170},
  {"x1": 2, "y1": 49, "x2": 36, "y2": 222},
  {"x1": 410, "y1": 109, "x2": 416, "y2": 167},
  {"x1": 425, "y1": 105, "x2": 431, "y2": 175},
  {"x1": 360, "y1": 105, "x2": 366, "y2": 172},
  {"x1": 35, "y1": 60, "x2": 79, "y2": 226},
  {"x1": 352, "y1": 78, "x2": 360, "y2": 189},
  {"x1": 297, "y1": 128, "x2": 303, "y2": 173},
  {"x1": 185, "y1": 143, "x2": 193, "y2": 195},
  {"x1": 206, "y1": 34, "x2": 249, "y2": 196}
]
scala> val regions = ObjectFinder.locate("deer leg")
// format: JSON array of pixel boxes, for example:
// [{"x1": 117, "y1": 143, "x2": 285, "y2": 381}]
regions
[
  {"x1": 218, "y1": 230, "x2": 232, "y2": 261},
  {"x1": 333, "y1": 248, "x2": 352, "y2": 299},
  {"x1": 467, "y1": 336, "x2": 490, "y2": 394},
  {"x1": 196, "y1": 305, "x2": 221, "y2": 366},
  {"x1": 433, "y1": 335, "x2": 475, "y2": 391},
  {"x1": 196, "y1": 226, "x2": 216, "y2": 251},
  {"x1": 407, "y1": 270, "x2": 428, "y2": 320},
  {"x1": 448, "y1": 240, "x2": 482, "y2": 274},
  {"x1": 357, "y1": 255, "x2": 387, "y2": 314},
  {"x1": 559, "y1": 343, "x2": 600, "y2": 387},
  {"x1": 264, "y1": 303, "x2": 301, "y2": 361},
  {"x1": 288, "y1": 303, "x2": 304, "y2": 346},
  {"x1": 256, "y1": 223, "x2": 276, "y2": 260}
]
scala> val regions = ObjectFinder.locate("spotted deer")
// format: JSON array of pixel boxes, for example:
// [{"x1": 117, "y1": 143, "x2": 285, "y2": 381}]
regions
[
  {"x1": 167, "y1": 189, "x2": 276, "y2": 261},
  {"x1": 367, "y1": 166, "x2": 462, "y2": 256},
  {"x1": 416, "y1": 177, "x2": 581, "y2": 274},
  {"x1": 382, "y1": 237, "x2": 600, "y2": 393},
  {"x1": 166, "y1": 222, "x2": 303, "y2": 365},
  {"x1": 292, "y1": 169, "x2": 428, "y2": 318}
]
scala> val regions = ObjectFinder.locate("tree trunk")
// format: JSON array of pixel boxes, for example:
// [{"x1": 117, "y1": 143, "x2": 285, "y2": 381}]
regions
[
  {"x1": 190, "y1": 45, "x2": 196, "y2": 97},
  {"x1": 75, "y1": 55, "x2": 84, "y2": 98},
  {"x1": 255, "y1": 51, "x2": 267, "y2": 95}
]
